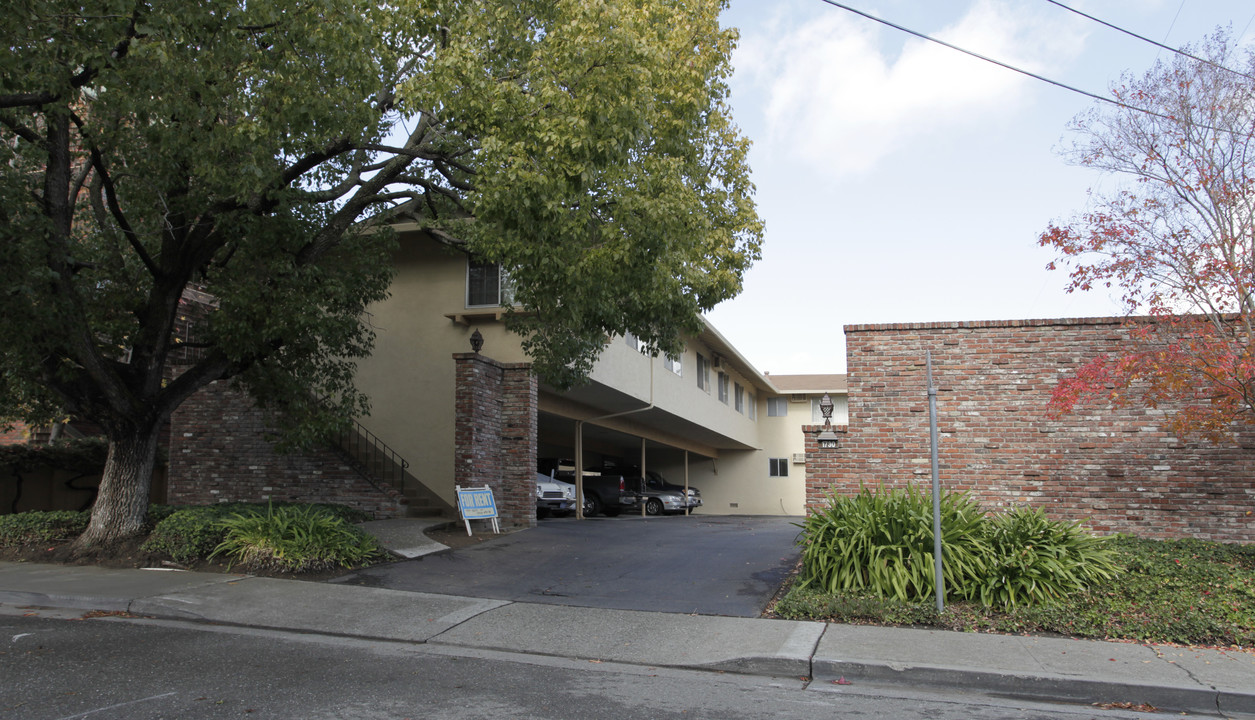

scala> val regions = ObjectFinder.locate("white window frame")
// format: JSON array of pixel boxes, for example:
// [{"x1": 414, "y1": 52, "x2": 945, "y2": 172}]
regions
[
  {"x1": 748, "y1": 392, "x2": 756, "y2": 420},
  {"x1": 696, "y1": 354, "x2": 710, "y2": 392},
  {"x1": 812, "y1": 396, "x2": 847, "y2": 424},
  {"x1": 811, "y1": 398, "x2": 825, "y2": 423},
  {"x1": 466, "y1": 259, "x2": 513, "y2": 308},
  {"x1": 767, "y1": 397, "x2": 788, "y2": 417},
  {"x1": 734, "y1": 383, "x2": 744, "y2": 414},
  {"x1": 664, "y1": 354, "x2": 682, "y2": 376},
  {"x1": 717, "y1": 372, "x2": 729, "y2": 404},
  {"x1": 769, "y1": 458, "x2": 789, "y2": 477}
]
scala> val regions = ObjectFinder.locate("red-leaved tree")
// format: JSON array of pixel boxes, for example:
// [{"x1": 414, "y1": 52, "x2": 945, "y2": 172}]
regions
[{"x1": 1040, "y1": 29, "x2": 1255, "y2": 442}]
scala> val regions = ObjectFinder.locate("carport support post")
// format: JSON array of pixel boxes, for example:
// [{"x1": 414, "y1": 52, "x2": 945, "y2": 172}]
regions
[
  {"x1": 640, "y1": 438, "x2": 647, "y2": 517},
  {"x1": 575, "y1": 420, "x2": 585, "y2": 520},
  {"x1": 684, "y1": 451, "x2": 690, "y2": 516}
]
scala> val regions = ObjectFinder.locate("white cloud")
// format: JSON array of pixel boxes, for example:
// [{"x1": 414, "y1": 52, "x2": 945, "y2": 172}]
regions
[{"x1": 733, "y1": 1, "x2": 1087, "y2": 178}]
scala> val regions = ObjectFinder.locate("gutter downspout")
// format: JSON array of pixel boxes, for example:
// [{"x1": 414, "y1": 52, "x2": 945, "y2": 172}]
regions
[{"x1": 575, "y1": 359, "x2": 655, "y2": 519}]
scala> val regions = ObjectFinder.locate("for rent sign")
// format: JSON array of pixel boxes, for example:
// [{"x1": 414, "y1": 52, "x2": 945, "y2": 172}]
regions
[{"x1": 456, "y1": 485, "x2": 500, "y2": 536}]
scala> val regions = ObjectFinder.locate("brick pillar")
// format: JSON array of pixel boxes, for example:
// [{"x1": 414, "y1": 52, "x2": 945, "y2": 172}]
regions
[
  {"x1": 803, "y1": 423, "x2": 849, "y2": 511},
  {"x1": 453, "y1": 352, "x2": 537, "y2": 529}
]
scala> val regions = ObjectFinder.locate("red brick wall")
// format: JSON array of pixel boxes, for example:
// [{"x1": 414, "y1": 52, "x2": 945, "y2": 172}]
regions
[
  {"x1": 167, "y1": 380, "x2": 404, "y2": 518},
  {"x1": 454, "y1": 353, "x2": 537, "y2": 530},
  {"x1": 0, "y1": 423, "x2": 30, "y2": 445},
  {"x1": 808, "y1": 317, "x2": 1254, "y2": 542}
]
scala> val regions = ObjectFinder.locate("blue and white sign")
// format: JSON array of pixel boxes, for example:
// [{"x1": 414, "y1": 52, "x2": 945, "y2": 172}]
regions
[{"x1": 456, "y1": 485, "x2": 500, "y2": 536}]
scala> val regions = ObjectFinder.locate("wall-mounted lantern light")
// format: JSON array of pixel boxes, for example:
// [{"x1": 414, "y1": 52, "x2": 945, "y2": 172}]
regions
[{"x1": 817, "y1": 392, "x2": 839, "y2": 449}]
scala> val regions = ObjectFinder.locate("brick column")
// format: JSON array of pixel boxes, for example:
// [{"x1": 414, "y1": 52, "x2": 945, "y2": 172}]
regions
[
  {"x1": 453, "y1": 352, "x2": 538, "y2": 529},
  {"x1": 803, "y1": 423, "x2": 850, "y2": 511}
]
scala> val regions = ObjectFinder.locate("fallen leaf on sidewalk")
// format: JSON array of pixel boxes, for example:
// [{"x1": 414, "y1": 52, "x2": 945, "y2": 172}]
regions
[{"x1": 833, "y1": 677, "x2": 851, "y2": 685}]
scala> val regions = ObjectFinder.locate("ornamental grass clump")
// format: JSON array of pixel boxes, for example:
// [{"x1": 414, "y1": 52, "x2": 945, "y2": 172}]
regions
[
  {"x1": 796, "y1": 485, "x2": 990, "y2": 603},
  {"x1": 796, "y1": 486, "x2": 1119, "y2": 609},
  {"x1": 979, "y1": 506, "x2": 1119, "y2": 608},
  {"x1": 210, "y1": 503, "x2": 386, "y2": 573}
]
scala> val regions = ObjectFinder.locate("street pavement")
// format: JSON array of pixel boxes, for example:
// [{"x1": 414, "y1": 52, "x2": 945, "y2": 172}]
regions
[{"x1": 1, "y1": 518, "x2": 1253, "y2": 718}]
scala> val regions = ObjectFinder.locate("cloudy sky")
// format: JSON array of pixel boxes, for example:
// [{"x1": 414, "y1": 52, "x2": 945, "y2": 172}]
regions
[{"x1": 705, "y1": 0, "x2": 1255, "y2": 375}]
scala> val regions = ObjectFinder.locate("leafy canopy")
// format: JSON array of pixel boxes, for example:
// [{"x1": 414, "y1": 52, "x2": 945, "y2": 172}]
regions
[
  {"x1": 1040, "y1": 29, "x2": 1255, "y2": 442},
  {"x1": 0, "y1": 0, "x2": 762, "y2": 444}
]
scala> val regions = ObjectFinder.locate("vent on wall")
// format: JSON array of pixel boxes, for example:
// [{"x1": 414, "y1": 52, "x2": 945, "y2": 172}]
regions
[
  {"x1": 792, "y1": 453, "x2": 806, "y2": 464},
  {"x1": 789, "y1": 394, "x2": 808, "y2": 403}
]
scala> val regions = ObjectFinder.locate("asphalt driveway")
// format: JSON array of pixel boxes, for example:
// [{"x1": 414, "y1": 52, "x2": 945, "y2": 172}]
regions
[{"x1": 333, "y1": 515, "x2": 802, "y2": 617}]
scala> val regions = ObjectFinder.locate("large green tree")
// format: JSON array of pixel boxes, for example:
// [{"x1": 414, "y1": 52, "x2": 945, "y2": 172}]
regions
[{"x1": 0, "y1": 0, "x2": 762, "y2": 548}]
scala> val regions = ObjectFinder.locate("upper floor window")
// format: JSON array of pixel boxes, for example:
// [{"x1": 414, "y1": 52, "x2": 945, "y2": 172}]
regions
[
  {"x1": 767, "y1": 397, "x2": 788, "y2": 417},
  {"x1": 696, "y1": 354, "x2": 710, "y2": 392},
  {"x1": 467, "y1": 260, "x2": 513, "y2": 307},
  {"x1": 734, "y1": 383, "x2": 745, "y2": 414},
  {"x1": 625, "y1": 333, "x2": 653, "y2": 355},
  {"x1": 748, "y1": 392, "x2": 756, "y2": 420},
  {"x1": 664, "y1": 354, "x2": 682, "y2": 376},
  {"x1": 717, "y1": 372, "x2": 729, "y2": 404}
]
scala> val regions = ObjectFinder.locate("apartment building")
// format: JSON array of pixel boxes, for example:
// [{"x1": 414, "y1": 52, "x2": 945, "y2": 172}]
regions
[{"x1": 350, "y1": 226, "x2": 847, "y2": 518}]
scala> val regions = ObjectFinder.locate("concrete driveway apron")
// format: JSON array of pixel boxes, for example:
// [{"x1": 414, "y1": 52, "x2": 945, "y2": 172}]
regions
[{"x1": 333, "y1": 515, "x2": 802, "y2": 617}]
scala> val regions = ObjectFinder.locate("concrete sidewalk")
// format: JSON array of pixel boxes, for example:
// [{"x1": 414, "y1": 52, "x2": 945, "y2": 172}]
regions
[{"x1": 1, "y1": 561, "x2": 1252, "y2": 718}]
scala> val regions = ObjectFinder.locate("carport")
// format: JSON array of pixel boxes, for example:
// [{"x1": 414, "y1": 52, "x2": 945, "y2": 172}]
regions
[
  {"x1": 535, "y1": 351, "x2": 763, "y2": 520},
  {"x1": 537, "y1": 412, "x2": 705, "y2": 519}
]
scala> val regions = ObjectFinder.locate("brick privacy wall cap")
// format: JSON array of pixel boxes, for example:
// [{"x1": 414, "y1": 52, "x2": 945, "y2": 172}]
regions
[{"x1": 844, "y1": 315, "x2": 1136, "y2": 334}]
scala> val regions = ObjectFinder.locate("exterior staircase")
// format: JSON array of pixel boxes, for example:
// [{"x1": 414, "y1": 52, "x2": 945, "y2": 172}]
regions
[{"x1": 332, "y1": 421, "x2": 454, "y2": 518}]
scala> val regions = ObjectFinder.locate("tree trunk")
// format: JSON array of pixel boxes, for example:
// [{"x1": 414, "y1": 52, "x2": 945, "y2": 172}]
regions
[{"x1": 72, "y1": 424, "x2": 161, "y2": 550}]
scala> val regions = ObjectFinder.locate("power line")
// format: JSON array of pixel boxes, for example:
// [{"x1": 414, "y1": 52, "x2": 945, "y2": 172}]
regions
[
  {"x1": 1045, "y1": 0, "x2": 1255, "y2": 83},
  {"x1": 815, "y1": 0, "x2": 1251, "y2": 135}
]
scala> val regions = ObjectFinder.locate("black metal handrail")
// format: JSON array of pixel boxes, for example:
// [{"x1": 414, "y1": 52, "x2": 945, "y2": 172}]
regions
[{"x1": 334, "y1": 420, "x2": 412, "y2": 495}]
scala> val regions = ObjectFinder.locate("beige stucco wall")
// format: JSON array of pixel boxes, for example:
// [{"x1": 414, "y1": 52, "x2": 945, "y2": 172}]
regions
[
  {"x1": 353, "y1": 233, "x2": 528, "y2": 507},
  {"x1": 585, "y1": 337, "x2": 763, "y2": 449},
  {"x1": 649, "y1": 394, "x2": 848, "y2": 517}
]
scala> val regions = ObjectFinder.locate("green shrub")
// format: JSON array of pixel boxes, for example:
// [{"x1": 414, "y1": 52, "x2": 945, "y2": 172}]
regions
[
  {"x1": 796, "y1": 485, "x2": 990, "y2": 602},
  {"x1": 775, "y1": 585, "x2": 938, "y2": 625},
  {"x1": 291, "y1": 502, "x2": 372, "y2": 525},
  {"x1": 210, "y1": 503, "x2": 385, "y2": 573},
  {"x1": 0, "y1": 437, "x2": 108, "y2": 475},
  {"x1": 796, "y1": 487, "x2": 1120, "y2": 608},
  {"x1": 141, "y1": 504, "x2": 255, "y2": 563},
  {"x1": 0, "y1": 510, "x2": 90, "y2": 546},
  {"x1": 979, "y1": 506, "x2": 1119, "y2": 608}
]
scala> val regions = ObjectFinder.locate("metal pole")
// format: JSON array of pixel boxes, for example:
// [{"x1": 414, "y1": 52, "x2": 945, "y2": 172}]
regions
[{"x1": 927, "y1": 350, "x2": 945, "y2": 614}]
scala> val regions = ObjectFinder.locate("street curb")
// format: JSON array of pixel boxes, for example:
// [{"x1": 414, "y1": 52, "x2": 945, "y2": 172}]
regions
[
  {"x1": 0, "y1": 589, "x2": 131, "y2": 613},
  {"x1": 812, "y1": 658, "x2": 1254, "y2": 717}
]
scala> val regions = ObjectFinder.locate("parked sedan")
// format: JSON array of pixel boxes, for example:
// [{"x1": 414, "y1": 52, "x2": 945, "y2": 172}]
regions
[
  {"x1": 643, "y1": 471, "x2": 702, "y2": 513},
  {"x1": 622, "y1": 470, "x2": 702, "y2": 516}
]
